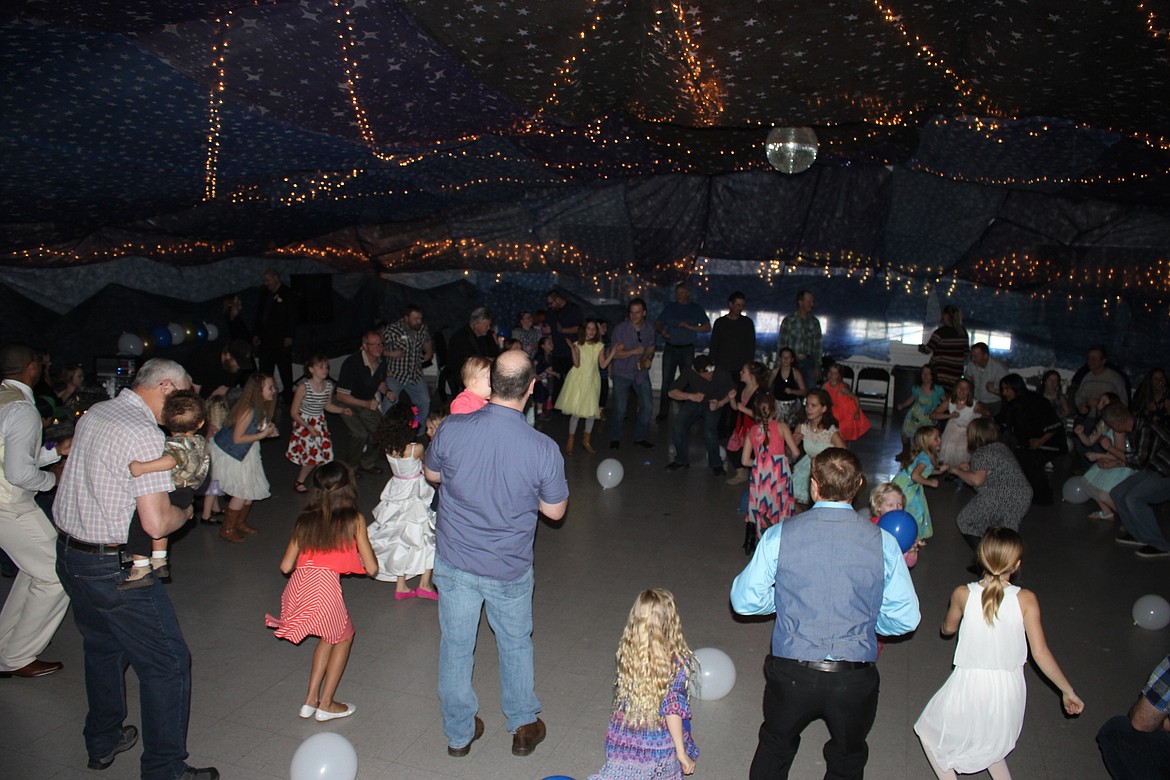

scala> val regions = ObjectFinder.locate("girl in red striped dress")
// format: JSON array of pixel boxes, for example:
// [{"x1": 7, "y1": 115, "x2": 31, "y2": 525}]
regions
[{"x1": 265, "y1": 462, "x2": 378, "y2": 722}]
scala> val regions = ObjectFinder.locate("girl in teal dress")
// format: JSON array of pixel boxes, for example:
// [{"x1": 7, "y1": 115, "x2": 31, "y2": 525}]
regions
[
  {"x1": 897, "y1": 365, "x2": 945, "y2": 460},
  {"x1": 893, "y1": 426, "x2": 948, "y2": 543}
]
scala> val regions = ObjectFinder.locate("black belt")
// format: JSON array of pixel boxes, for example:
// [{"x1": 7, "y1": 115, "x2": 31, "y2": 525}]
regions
[
  {"x1": 57, "y1": 531, "x2": 125, "y2": 556},
  {"x1": 787, "y1": 658, "x2": 874, "y2": 672}
]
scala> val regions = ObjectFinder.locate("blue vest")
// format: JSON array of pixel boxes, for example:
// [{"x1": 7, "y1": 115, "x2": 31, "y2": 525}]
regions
[
  {"x1": 213, "y1": 413, "x2": 260, "y2": 461},
  {"x1": 773, "y1": 507, "x2": 885, "y2": 662}
]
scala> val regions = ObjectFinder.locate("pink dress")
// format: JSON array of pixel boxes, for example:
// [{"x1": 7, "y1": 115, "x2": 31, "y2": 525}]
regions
[
  {"x1": 265, "y1": 544, "x2": 365, "y2": 644},
  {"x1": 747, "y1": 421, "x2": 796, "y2": 533}
]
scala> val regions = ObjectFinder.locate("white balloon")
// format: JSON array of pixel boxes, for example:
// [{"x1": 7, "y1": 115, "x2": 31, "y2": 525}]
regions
[
  {"x1": 1133, "y1": 594, "x2": 1170, "y2": 630},
  {"x1": 204, "y1": 322, "x2": 220, "y2": 341},
  {"x1": 693, "y1": 647, "x2": 736, "y2": 701},
  {"x1": 290, "y1": 732, "x2": 357, "y2": 780},
  {"x1": 167, "y1": 322, "x2": 186, "y2": 345},
  {"x1": 596, "y1": 458, "x2": 624, "y2": 489},
  {"x1": 1062, "y1": 476, "x2": 1090, "y2": 504},
  {"x1": 117, "y1": 332, "x2": 144, "y2": 356}
]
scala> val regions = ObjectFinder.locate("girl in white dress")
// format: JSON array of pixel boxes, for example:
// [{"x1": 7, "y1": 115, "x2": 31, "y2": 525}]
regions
[
  {"x1": 931, "y1": 378, "x2": 990, "y2": 469},
  {"x1": 367, "y1": 401, "x2": 437, "y2": 601},
  {"x1": 914, "y1": 528, "x2": 1084, "y2": 779}
]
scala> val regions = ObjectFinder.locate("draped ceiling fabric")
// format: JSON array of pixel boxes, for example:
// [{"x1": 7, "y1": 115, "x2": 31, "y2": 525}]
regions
[{"x1": 1, "y1": 0, "x2": 1169, "y2": 300}]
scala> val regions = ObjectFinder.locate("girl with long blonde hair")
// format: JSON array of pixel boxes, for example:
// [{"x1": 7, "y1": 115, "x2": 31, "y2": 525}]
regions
[
  {"x1": 914, "y1": 528, "x2": 1083, "y2": 779},
  {"x1": 209, "y1": 372, "x2": 279, "y2": 541},
  {"x1": 590, "y1": 589, "x2": 699, "y2": 779}
]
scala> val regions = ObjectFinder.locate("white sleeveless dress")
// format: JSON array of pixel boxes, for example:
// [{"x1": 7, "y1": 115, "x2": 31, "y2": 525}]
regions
[
  {"x1": 938, "y1": 402, "x2": 979, "y2": 468},
  {"x1": 367, "y1": 455, "x2": 436, "y2": 582},
  {"x1": 914, "y1": 583, "x2": 1027, "y2": 773}
]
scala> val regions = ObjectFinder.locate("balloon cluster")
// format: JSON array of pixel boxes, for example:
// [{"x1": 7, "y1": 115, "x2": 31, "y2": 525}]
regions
[{"x1": 117, "y1": 322, "x2": 218, "y2": 356}]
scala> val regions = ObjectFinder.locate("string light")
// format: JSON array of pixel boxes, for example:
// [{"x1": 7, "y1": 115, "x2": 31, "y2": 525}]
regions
[
  {"x1": 204, "y1": 10, "x2": 231, "y2": 200},
  {"x1": 1138, "y1": 1, "x2": 1170, "y2": 40}
]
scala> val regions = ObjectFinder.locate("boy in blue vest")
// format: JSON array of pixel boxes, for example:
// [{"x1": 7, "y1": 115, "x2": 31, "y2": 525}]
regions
[{"x1": 731, "y1": 448, "x2": 920, "y2": 779}]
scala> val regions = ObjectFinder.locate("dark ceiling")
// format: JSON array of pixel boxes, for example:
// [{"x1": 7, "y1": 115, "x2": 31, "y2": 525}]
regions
[{"x1": 2, "y1": 0, "x2": 1168, "y2": 269}]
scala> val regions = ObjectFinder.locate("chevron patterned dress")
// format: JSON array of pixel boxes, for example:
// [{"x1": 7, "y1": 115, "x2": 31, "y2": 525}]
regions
[{"x1": 747, "y1": 421, "x2": 796, "y2": 534}]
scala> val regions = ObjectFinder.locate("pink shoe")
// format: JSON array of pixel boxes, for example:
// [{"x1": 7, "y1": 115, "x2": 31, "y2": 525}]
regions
[
  {"x1": 394, "y1": 589, "x2": 417, "y2": 601},
  {"x1": 416, "y1": 587, "x2": 438, "y2": 601}
]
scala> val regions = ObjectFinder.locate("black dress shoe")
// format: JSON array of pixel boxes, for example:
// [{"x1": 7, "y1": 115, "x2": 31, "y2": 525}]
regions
[
  {"x1": 665, "y1": 462, "x2": 689, "y2": 471},
  {"x1": 609, "y1": 441, "x2": 620, "y2": 450},
  {"x1": 635, "y1": 440, "x2": 654, "y2": 449},
  {"x1": 176, "y1": 768, "x2": 220, "y2": 780},
  {"x1": 655, "y1": 413, "x2": 668, "y2": 422},
  {"x1": 87, "y1": 725, "x2": 138, "y2": 770}
]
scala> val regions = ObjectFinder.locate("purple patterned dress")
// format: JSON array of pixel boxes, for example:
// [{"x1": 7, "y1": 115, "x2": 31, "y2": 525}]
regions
[
  {"x1": 590, "y1": 668, "x2": 699, "y2": 780},
  {"x1": 747, "y1": 421, "x2": 796, "y2": 534}
]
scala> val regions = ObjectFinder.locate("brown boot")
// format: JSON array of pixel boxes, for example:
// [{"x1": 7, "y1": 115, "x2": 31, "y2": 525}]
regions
[
  {"x1": 563, "y1": 434, "x2": 575, "y2": 456},
  {"x1": 581, "y1": 431, "x2": 597, "y2": 453},
  {"x1": 236, "y1": 503, "x2": 258, "y2": 535},
  {"x1": 219, "y1": 508, "x2": 245, "y2": 542}
]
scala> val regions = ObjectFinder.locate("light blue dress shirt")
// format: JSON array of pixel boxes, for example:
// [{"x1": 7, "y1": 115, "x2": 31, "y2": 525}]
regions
[{"x1": 730, "y1": 501, "x2": 920, "y2": 638}]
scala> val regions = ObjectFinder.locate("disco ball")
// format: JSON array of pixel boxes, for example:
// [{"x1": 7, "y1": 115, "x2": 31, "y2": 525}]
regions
[{"x1": 765, "y1": 126, "x2": 818, "y2": 174}]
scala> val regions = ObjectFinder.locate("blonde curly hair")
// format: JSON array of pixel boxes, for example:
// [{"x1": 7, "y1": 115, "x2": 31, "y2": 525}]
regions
[{"x1": 611, "y1": 588, "x2": 695, "y2": 728}]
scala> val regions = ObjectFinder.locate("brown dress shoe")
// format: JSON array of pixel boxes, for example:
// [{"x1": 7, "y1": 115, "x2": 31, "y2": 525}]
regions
[
  {"x1": 0, "y1": 659, "x2": 63, "y2": 678},
  {"x1": 447, "y1": 715, "x2": 484, "y2": 757},
  {"x1": 511, "y1": 717, "x2": 546, "y2": 756}
]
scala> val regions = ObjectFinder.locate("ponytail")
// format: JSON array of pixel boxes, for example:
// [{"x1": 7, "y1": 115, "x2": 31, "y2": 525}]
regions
[{"x1": 976, "y1": 527, "x2": 1024, "y2": 625}]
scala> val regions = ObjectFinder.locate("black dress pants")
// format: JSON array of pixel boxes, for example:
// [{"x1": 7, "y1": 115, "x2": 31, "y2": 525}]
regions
[{"x1": 750, "y1": 655, "x2": 880, "y2": 780}]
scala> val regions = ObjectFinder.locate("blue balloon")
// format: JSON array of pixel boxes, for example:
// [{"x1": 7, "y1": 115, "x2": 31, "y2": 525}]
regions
[
  {"x1": 151, "y1": 325, "x2": 172, "y2": 349},
  {"x1": 877, "y1": 509, "x2": 917, "y2": 553}
]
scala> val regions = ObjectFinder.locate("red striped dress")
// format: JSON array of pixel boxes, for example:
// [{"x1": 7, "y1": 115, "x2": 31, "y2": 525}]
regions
[{"x1": 265, "y1": 544, "x2": 365, "y2": 644}]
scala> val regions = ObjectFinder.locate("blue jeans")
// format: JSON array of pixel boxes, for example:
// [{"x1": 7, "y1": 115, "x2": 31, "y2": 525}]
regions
[
  {"x1": 434, "y1": 555, "x2": 540, "y2": 747},
  {"x1": 1111, "y1": 471, "x2": 1170, "y2": 551},
  {"x1": 386, "y1": 376, "x2": 431, "y2": 424},
  {"x1": 672, "y1": 401, "x2": 722, "y2": 467},
  {"x1": 659, "y1": 344, "x2": 695, "y2": 413},
  {"x1": 610, "y1": 376, "x2": 652, "y2": 443},
  {"x1": 56, "y1": 541, "x2": 191, "y2": 780}
]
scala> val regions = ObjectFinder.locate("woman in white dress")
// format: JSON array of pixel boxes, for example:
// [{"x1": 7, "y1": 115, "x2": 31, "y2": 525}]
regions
[
  {"x1": 931, "y1": 378, "x2": 990, "y2": 469},
  {"x1": 914, "y1": 528, "x2": 1084, "y2": 779}
]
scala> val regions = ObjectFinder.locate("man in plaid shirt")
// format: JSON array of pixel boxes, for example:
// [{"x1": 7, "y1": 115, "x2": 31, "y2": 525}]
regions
[
  {"x1": 382, "y1": 303, "x2": 433, "y2": 425},
  {"x1": 54, "y1": 358, "x2": 218, "y2": 780},
  {"x1": 1097, "y1": 653, "x2": 1170, "y2": 778},
  {"x1": 1103, "y1": 403, "x2": 1170, "y2": 559}
]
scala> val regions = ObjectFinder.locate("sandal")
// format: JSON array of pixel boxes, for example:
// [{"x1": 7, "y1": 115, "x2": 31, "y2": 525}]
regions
[
  {"x1": 294, "y1": 481, "x2": 308, "y2": 494},
  {"x1": 1088, "y1": 510, "x2": 1114, "y2": 521}
]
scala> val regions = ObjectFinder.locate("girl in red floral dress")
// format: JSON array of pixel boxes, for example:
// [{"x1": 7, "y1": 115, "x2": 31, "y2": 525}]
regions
[{"x1": 287, "y1": 354, "x2": 352, "y2": 493}]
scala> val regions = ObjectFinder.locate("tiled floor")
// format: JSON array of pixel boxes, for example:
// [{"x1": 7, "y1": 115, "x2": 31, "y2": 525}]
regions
[{"x1": 4, "y1": 410, "x2": 1168, "y2": 779}]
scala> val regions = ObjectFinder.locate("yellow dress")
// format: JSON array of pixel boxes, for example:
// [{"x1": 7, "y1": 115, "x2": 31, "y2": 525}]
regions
[{"x1": 555, "y1": 342, "x2": 604, "y2": 418}]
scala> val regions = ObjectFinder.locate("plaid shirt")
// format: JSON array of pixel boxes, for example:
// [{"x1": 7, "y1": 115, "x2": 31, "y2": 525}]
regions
[
  {"x1": 381, "y1": 318, "x2": 431, "y2": 383},
  {"x1": 1143, "y1": 654, "x2": 1170, "y2": 712},
  {"x1": 54, "y1": 389, "x2": 172, "y2": 544},
  {"x1": 1128, "y1": 416, "x2": 1170, "y2": 478},
  {"x1": 778, "y1": 312, "x2": 822, "y2": 363}
]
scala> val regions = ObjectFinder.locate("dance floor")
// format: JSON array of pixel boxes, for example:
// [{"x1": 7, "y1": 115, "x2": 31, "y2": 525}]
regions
[{"x1": 3, "y1": 408, "x2": 1166, "y2": 779}]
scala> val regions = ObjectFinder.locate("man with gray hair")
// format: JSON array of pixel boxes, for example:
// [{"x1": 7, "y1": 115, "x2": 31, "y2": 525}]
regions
[
  {"x1": 445, "y1": 306, "x2": 500, "y2": 397},
  {"x1": 0, "y1": 343, "x2": 69, "y2": 679},
  {"x1": 55, "y1": 358, "x2": 219, "y2": 779}
]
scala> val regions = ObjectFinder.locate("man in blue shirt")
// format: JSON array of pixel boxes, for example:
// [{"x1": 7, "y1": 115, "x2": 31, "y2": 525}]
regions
[
  {"x1": 731, "y1": 448, "x2": 920, "y2": 780},
  {"x1": 655, "y1": 282, "x2": 711, "y2": 422},
  {"x1": 424, "y1": 349, "x2": 569, "y2": 760}
]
